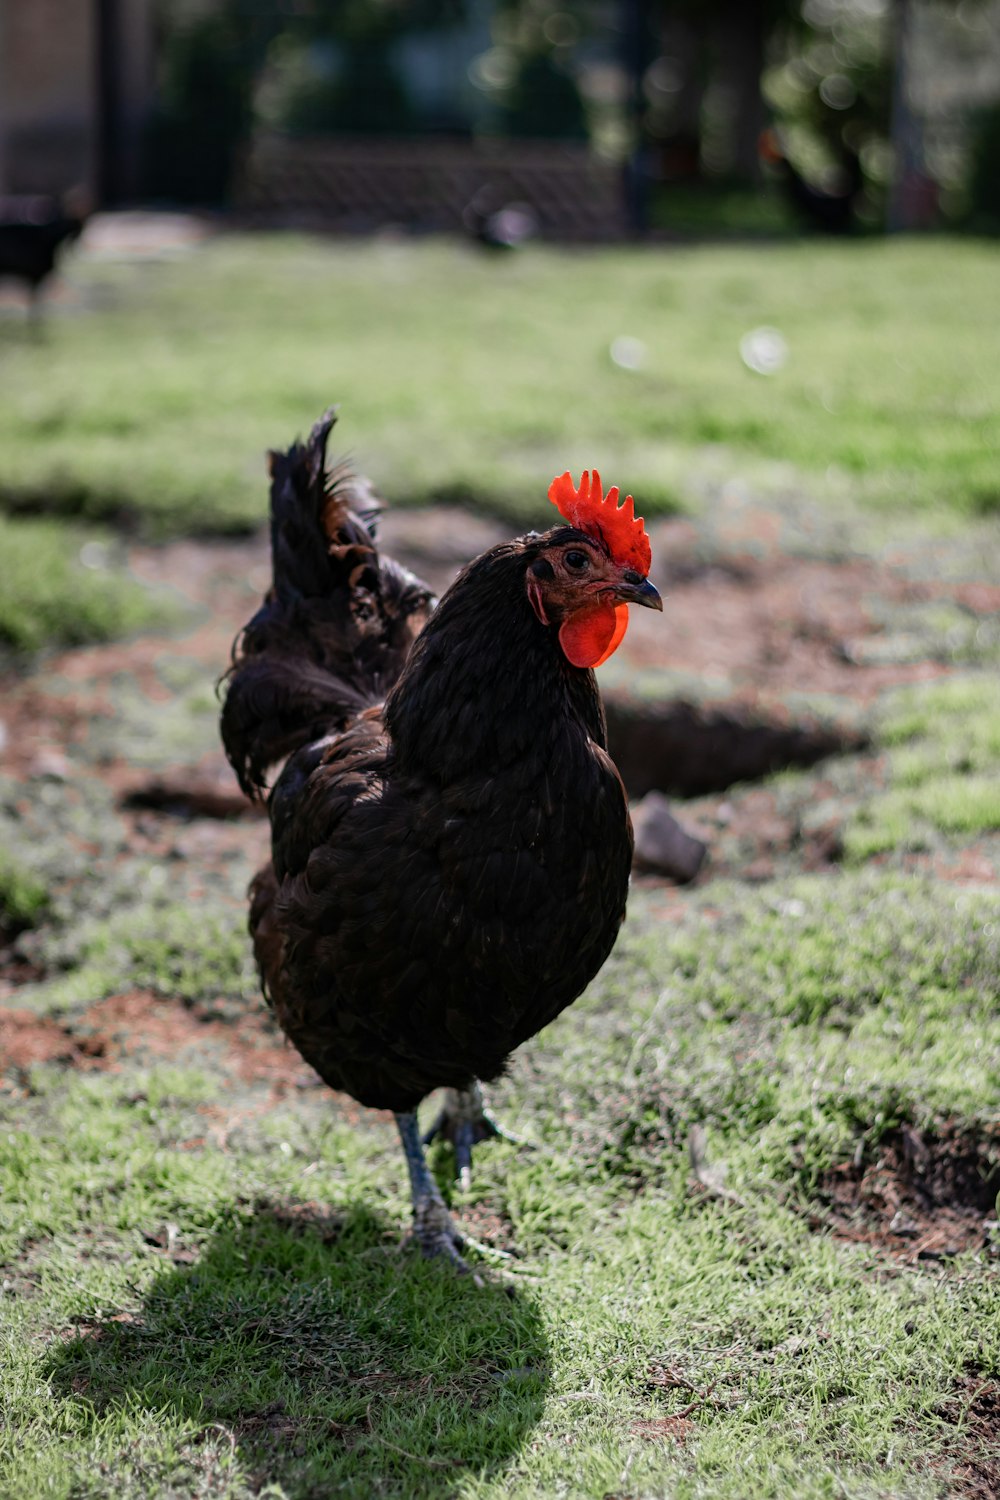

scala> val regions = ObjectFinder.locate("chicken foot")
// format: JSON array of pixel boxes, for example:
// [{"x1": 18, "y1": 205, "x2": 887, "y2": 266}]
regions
[{"x1": 421, "y1": 1080, "x2": 522, "y2": 1192}]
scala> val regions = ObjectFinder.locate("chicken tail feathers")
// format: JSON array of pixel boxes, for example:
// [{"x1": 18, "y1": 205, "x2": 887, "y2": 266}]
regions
[{"x1": 220, "y1": 408, "x2": 435, "y2": 800}]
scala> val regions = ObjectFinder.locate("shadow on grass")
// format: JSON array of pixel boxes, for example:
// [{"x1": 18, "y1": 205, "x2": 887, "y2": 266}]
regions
[{"x1": 46, "y1": 1198, "x2": 549, "y2": 1498}]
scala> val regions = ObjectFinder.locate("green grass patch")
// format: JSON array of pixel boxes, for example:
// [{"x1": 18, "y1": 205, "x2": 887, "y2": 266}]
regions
[
  {"x1": 0, "y1": 515, "x2": 179, "y2": 655},
  {"x1": 29, "y1": 899, "x2": 259, "y2": 1018},
  {"x1": 2, "y1": 224, "x2": 998, "y2": 1498},
  {"x1": 3, "y1": 873, "x2": 999, "y2": 1497},
  {"x1": 1, "y1": 235, "x2": 997, "y2": 541},
  {"x1": 648, "y1": 182, "x2": 800, "y2": 238},
  {"x1": 0, "y1": 852, "x2": 49, "y2": 935},
  {"x1": 0, "y1": 774, "x2": 255, "y2": 1022},
  {"x1": 83, "y1": 656, "x2": 222, "y2": 769},
  {"x1": 845, "y1": 673, "x2": 1000, "y2": 861},
  {"x1": 527, "y1": 874, "x2": 1000, "y2": 1190}
]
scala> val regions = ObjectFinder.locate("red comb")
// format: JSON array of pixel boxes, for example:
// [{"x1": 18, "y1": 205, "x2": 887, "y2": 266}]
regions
[{"x1": 547, "y1": 469, "x2": 651, "y2": 576}]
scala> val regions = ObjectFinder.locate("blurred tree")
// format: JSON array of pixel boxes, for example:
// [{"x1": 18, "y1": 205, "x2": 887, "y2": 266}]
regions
[
  {"x1": 765, "y1": 0, "x2": 1000, "y2": 232},
  {"x1": 144, "y1": 0, "x2": 999, "y2": 224},
  {"x1": 646, "y1": 0, "x2": 799, "y2": 184},
  {"x1": 886, "y1": 0, "x2": 923, "y2": 229},
  {"x1": 470, "y1": 0, "x2": 592, "y2": 141},
  {"x1": 965, "y1": 98, "x2": 1000, "y2": 228},
  {"x1": 147, "y1": 0, "x2": 470, "y2": 201},
  {"x1": 494, "y1": 50, "x2": 588, "y2": 139},
  {"x1": 258, "y1": 0, "x2": 469, "y2": 138},
  {"x1": 146, "y1": 9, "x2": 258, "y2": 203},
  {"x1": 257, "y1": 33, "x2": 415, "y2": 137}
]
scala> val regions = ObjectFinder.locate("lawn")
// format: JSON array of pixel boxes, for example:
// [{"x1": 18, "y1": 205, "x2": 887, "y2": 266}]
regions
[
  {"x1": 0, "y1": 232, "x2": 997, "y2": 543},
  {"x1": 1, "y1": 228, "x2": 999, "y2": 1498},
  {"x1": 0, "y1": 231, "x2": 995, "y2": 657},
  {"x1": 2, "y1": 231, "x2": 997, "y2": 655},
  {"x1": 2, "y1": 826, "x2": 999, "y2": 1497}
]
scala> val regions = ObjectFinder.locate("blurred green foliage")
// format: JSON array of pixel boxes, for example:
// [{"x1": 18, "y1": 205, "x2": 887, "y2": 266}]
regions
[
  {"x1": 0, "y1": 854, "x2": 49, "y2": 937},
  {"x1": 146, "y1": 10, "x2": 258, "y2": 203},
  {"x1": 140, "y1": 0, "x2": 999, "y2": 235},
  {"x1": 966, "y1": 99, "x2": 1000, "y2": 229},
  {"x1": 763, "y1": 1, "x2": 892, "y2": 215}
]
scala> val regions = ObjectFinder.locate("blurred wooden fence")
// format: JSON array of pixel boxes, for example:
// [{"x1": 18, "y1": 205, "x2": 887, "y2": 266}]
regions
[{"x1": 235, "y1": 135, "x2": 626, "y2": 240}]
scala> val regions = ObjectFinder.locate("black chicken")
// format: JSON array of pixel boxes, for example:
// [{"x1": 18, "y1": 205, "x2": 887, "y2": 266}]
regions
[
  {"x1": 221, "y1": 411, "x2": 661, "y2": 1272},
  {"x1": 0, "y1": 194, "x2": 87, "y2": 315}
]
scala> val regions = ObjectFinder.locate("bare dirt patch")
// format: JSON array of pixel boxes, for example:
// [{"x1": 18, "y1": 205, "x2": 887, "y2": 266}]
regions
[
  {"x1": 935, "y1": 1375, "x2": 1000, "y2": 1499},
  {"x1": 5, "y1": 508, "x2": 997, "y2": 800},
  {"x1": 0, "y1": 1008, "x2": 106, "y2": 1075},
  {"x1": 630, "y1": 517, "x2": 987, "y2": 702},
  {"x1": 252, "y1": 1198, "x2": 350, "y2": 1245},
  {"x1": 119, "y1": 770, "x2": 263, "y2": 821},
  {"x1": 80, "y1": 989, "x2": 317, "y2": 1090},
  {"x1": 2, "y1": 503, "x2": 998, "y2": 1102},
  {"x1": 630, "y1": 1415, "x2": 694, "y2": 1444},
  {"x1": 816, "y1": 1124, "x2": 1000, "y2": 1262},
  {"x1": 0, "y1": 991, "x2": 318, "y2": 1098},
  {"x1": 604, "y1": 694, "x2": 865, "y2": 799}
]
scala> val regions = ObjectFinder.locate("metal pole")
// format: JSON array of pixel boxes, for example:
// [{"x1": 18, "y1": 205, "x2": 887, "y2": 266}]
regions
[
  {"x1": 94, "y1": 0, "x2": 122, "y2": 205},
  {"x1": 621, "y1": 0, "x2": 648, "y2": 237},
  {"x1": 886, "y1": 0, "x2": 923, "y2": 232}
]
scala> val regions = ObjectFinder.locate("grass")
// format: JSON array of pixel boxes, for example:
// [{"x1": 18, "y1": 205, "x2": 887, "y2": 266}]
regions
[
  {"x1": 0, "y1": 725, "x2": 998, "y2": 1496},
  {"x1": 2, "y1": 228, "x2": 999, "y2": 1494},
  {"x1": 845, "y1": 673, "x2": 1000, "y2": 861},
  {"x1": 28, "y1": 898, "x2": 260, "y2": 1018},
  {"x1": 0, "y1": 852, "x2": 49, "y2": 935},
  {"x1": 0, "y1": 234, "x2": 997, "y2": 550},
  {"x1": 2, "y1": 231, "x2": 997, "y2": 657},
  {"x1": 2, "y1": 871, "x2": 999, "y2": 1499},
  {"x1": 648, "y1": 181, "x2": 800, "y2": 238},
  {"x1": 0, "y1": 515, "x2": 180, "y2": 655}
]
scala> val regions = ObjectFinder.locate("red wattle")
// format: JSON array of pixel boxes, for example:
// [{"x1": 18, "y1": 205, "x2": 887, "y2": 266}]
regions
[{"x1": 558, "y1": 601, "x2": 630, "y2": 668}]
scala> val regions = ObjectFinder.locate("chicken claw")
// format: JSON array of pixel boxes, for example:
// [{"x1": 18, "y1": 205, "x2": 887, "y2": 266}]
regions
[
  {"x1": 409, "y1": 1194, "x2": 483, "y2": 1283},
  {"x1": 421, "y1": 1081, "x2": 524, "y2": 1191}
]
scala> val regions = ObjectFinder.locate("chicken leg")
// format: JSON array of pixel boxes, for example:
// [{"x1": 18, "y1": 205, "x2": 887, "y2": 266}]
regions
[
  {"x1": 421, "y1": 1080, "x2": 521, "y2": 1191},
  {"x1": 395, "y1": 1110, "x2": 480, "y2": 1278}
]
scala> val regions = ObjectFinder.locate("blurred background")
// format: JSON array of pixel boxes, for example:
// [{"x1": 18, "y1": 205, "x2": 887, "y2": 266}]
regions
[{"x1": 3, "y1": 0, "x2": 1000, "y2": 238}]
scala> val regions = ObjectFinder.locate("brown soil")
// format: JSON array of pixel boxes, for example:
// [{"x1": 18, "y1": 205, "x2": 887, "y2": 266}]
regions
[
  {"x1": 252, "y1": 1198, "x2": 351, "y2": 1245},
  {"x1": 629, "y1": 1415, "x2": 694, "y2": 1444},
  {"x1": 936, "y1": 1375, "x2": 1000, "y2": 1499},
  {"x1": 630, "y1": 520, "x2": 966, "y2": 704},
  {"x1": 0, "y1": 1008, "x2": 105, "y2": 1073},
  {"x1": 816, "y1": 1124, "x2": 1000, "y2": 1263},
  {"x1": 119, "y1": 771, "x2": 263, "y2": 821},
  {"x1": 4, "y1": 512, "x2": 998, "y2": 790},
  {"x1": 0, "y1": 991, "x2": 318, "y2": 1096},
  {"x1": 1, "y1": 504, "x2": 997, "y2": 1091}
]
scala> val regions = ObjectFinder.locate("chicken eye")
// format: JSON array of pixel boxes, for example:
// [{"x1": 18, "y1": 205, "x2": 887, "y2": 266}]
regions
[{"x1": 564, "y1": 549, "x2": 591, "y2": 572}]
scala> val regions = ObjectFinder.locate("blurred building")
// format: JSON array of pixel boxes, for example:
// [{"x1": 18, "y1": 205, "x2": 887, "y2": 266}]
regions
[{"x1": 0, "y1": 0, "x2": 155, "y2": 199}]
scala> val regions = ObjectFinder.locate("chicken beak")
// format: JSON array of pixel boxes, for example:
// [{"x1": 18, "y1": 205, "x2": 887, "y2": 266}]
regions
[{"x1": 618, "y1": 577, "x2": 663, "y2": 611}]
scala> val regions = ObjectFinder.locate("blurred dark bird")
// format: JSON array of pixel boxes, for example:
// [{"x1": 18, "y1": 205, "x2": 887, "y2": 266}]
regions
[
  {"x1": 759, "y1": 129, "x2": 863, "y2": 235},
  {"x1": 220, "y1": 410, "x2": 661, "y2": 1274},
  {"x1": 462, "y1": 186, "x2": 538, "y2": 250},
  {"x1": 0, "y1": 191, "x2": 88, "y2": 316}
]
